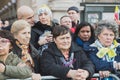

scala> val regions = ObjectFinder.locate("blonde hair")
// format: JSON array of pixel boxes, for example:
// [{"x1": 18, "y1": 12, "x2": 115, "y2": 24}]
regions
[{"x1": 11, "y1": 20, "x2": 31, "y2": 35}]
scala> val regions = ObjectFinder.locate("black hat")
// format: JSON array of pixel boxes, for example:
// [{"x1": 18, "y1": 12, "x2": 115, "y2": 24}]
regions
[{"x1": 67, "y1": 6, "x2": 79, "y2": 13}]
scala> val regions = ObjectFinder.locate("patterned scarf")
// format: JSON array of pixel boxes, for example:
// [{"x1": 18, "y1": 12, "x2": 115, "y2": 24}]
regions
[
  {"x1": 60, "y1": 53, "x2": 76, "y2": 68},
  {"x1": 16, "y1": 41, "x2": 34, "y2": 71},
  {"x1": 94, "y1": 39, "x2": 118, "y2": 59}
]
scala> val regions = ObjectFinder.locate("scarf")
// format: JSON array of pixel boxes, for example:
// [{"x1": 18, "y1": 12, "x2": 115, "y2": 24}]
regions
[
  {"x1": 95, "y1": 39, "x2": 118, "y2": 59},
  {"x1": 16, "y1": 41, "x2": 34, "y2": 71},
  {"x1": 60, "y1": 53, "x2": 76, "y2": 68},
  {"x1": 76, "y1": 37, "x2": 83, "y2": 47}
]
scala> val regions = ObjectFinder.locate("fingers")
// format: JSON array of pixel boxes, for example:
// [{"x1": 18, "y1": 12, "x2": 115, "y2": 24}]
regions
[
  {"x1": 113, "y1": 62, "x2": 120, "y2": 70},
  {"x1": 117, "y1": 63, "x2": 120, "y2": 70},
  {"x1": 99, "y1": 71, "x2": 110, "y2": 78},
  {"x1": 32, "y1": 73, "x2": 41, "y2": 80}
]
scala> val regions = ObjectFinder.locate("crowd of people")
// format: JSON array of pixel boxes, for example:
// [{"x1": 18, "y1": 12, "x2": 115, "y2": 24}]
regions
[{"x1": 0, "y1": 4, "x2": 120, "y2": 80}]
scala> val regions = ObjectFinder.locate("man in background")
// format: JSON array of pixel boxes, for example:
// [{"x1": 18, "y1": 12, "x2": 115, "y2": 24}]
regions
[
  {"x1": 67, "y1": 6, "x2": 80, "y2": 28},
  {"x1": 2, "y1": 5, "x2": 35, "y2": 30}
]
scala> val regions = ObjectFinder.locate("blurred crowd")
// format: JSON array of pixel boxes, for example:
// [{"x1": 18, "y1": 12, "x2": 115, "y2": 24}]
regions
[{"x1": 0, "y1": 4, "x2": 120, "y2": 80}]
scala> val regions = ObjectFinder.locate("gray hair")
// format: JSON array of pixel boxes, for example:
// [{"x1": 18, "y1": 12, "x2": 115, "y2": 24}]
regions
[
  {"x1": 95, "y1": 20, "x2": 119, "y2": 39},
  {"x1": 37, "y1": 4, "x2": 52, "y2": 18}
]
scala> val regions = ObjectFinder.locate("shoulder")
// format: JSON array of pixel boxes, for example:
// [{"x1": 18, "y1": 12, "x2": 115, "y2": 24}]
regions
[
  {"x1": 6, "y1": 52, "x2": 22, "y2": 65},
  {"x1": 29, "y1": 43, "x2": 40, "y2": 57}
]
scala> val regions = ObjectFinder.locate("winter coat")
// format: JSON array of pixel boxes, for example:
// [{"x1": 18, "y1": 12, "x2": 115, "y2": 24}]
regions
[
  {"x1": 40, "y1": 42, "x2": 95, "y2": 80},
  {"x1": 12, "y1": 43, "x2": 41, "y2": 73},
  {"x1": 87, "y1": 42, "x2": 120, "y2": 73},
  {"x1": 0, "y1": 52, "x2": 32, "y2": 79},
  {"x1": 31, "y1": 21, "x2": 58, "y2": 50}
]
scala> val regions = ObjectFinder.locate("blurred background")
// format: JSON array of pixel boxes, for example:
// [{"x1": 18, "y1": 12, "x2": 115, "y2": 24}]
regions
[{"x1": 0, "y1": 0, "x2": 120, "y2": 25}]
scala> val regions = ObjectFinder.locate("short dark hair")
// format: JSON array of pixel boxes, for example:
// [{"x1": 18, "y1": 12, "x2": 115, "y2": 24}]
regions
[
  {"x1": 0, "y1": 30, "x2": 16, "y2": 50},
  {"x1": 52, "y1": 25, "x2": 71, "y2": 39},
  {"x1": 67, "y1": 6, "x2": 79, "y2": 13}
]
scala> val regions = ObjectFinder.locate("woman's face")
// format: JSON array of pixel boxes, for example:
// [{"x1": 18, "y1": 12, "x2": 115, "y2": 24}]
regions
[
  {"x1": 54, "y1": 32, "x2": 72, "y2": 51},
  {"x1": 78, "y1": 26, "x2": 91, "y2": 41},
  {"x1": 0, "y1": 37, "x2": 11, "y2": 56},
  {"x1": 39, "y1": 12, "x2": 51, "y2": 25},
  {"x1": 14, "y1": 27, "x2": 31, "y2": 45},
  {"x1": 98, "y1": 28, "x2": 115, "y2": 47}
]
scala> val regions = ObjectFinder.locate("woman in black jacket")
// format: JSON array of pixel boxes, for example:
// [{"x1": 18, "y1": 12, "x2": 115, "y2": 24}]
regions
[{"x1": 40, "y1": 25, "x2": 95, "y2": 80}]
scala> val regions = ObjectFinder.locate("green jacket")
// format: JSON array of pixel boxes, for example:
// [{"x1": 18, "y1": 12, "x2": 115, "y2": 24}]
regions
[{"x1": 0, "y1": 52, "x2": 32, "y2": 80}]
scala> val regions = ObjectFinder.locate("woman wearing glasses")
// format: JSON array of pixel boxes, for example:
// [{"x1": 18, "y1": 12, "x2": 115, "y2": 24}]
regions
[{"x1": 0, "y1": 30, "x2": 32, "y2": 79}]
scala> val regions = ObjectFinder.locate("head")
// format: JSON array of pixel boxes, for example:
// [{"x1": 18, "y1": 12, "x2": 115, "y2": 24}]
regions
[
  {"x1": 67, "y1": 6, "x2": 79, "y2": 23},
  {"x1": 0, "y1": 30, "x2": 16, "y2": 56},
  {"x1": 11, "y1": 20, "x2": 31, "y2": 45},
  {"x1": 75, "y1": 22, "x2": 94, "y2": 41},
  {"x1": 95, "y1": 20, "x2": 118, "y2": 47},
  {"x1": 37, "y1": 4, "x2": 52, "y2": 25},
  {"x1": 60, "y1": 15, "x2": 72, "y2": 29},
  {"x1": 4, "y1": 20, "x2": 9, "y2": 27},
  {"x1": 52, "y1": 25, "x2": 72, "y2": 51},
  {"x1": 17, "y1": 5, "x2": 34, "y2": 26}
]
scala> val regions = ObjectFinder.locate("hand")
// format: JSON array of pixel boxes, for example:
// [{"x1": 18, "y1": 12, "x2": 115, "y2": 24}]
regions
[
  {"x1": 38, "y1": 36, "x2": 48, "y2": 45},
  {"x1": 32, "y1": 73, "x2": 41, "y2": 80},
  {"x1": 67, "y1": 69, "x2": 89, "y2": 80},
  {"x1": 113, "y1": 62, "x2": 120, "y2": 70},
  {"x1": 0, "y1": 63, "x2": 5, "y2": 73},
  {"x1": 99, "y1": 71, "x2": 110, "y2": 78},
  {"x1": 77, "y1": 69, "x2": 89, "y2": 79},
  {"x1": 46, "y1": 35, "x2": 53, "y2": 42}
]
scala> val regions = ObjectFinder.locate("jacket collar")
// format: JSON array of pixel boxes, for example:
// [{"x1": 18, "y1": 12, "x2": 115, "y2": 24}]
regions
[{"x1": 50, "y1": 42, "x2": 81, "y2": 57}]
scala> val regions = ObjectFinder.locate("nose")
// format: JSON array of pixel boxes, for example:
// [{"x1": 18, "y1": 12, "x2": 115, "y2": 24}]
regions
[
  {"x1": 83, "y1": 32, "x2": 88, "y2": 36},
  {"x1": 26, "y1": 33, "x2": 31, "y2": 38}
]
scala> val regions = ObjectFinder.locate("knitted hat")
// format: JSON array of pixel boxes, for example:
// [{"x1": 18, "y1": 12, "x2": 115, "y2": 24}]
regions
[
  {"x1": 37, "y1": 4, "x2": 52, "y2": 17},
  {"x1": 67, "y1": 6, "x2": 79, "y2": 13}
]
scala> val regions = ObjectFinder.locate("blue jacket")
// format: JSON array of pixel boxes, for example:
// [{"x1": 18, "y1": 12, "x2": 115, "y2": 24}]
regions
[{"x1": 87, "y1": 45, "x2": 120, "y2": 73}]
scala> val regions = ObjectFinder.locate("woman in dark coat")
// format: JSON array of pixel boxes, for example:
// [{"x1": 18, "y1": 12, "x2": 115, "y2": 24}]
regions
[
  {"x1": 73, "y1": 22, "x2": 95, "y2": 55},
  {"x1": 88, "y1": 20, "x2": 120, "y2": 79},
  {"x1": 40, "y1": 25, "x2": 95, "y2": 80}
]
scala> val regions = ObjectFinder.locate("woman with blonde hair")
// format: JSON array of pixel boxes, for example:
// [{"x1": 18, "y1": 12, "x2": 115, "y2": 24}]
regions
[{"x1": 11, "y1": 20, "x2": 41, "y2": 80}]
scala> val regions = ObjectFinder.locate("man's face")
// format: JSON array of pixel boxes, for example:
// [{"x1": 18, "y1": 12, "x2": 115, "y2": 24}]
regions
[
  {"x1": 67, "y1": 10, "x2": 79, "y2": 22},
  {"x1": 60, "y1": 17, "x2": 72, "y2": 29},
  {"x1": 23, "y1": 11, "x2": 35, "y2": 26}
]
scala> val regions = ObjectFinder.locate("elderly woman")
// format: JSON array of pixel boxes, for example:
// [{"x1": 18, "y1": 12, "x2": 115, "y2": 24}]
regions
[
  {"x1": 31, "y1": 4, "x2": 58, "y2": 51},
  {"x1": 88, "y1": 20, "x2": 120, "y2": 79},
  {"x1": 40, "y1": 25, "x2": 95, "y2": 80},
  {"x1": 74, "y1": 21, "x2": 95, "y2": 53},
  {"x1": 0, "y1": 30, "x2": 32, "y2": 79},
  {"x1": 10, "y1": 20, "x2": 41, "y2": 80}
]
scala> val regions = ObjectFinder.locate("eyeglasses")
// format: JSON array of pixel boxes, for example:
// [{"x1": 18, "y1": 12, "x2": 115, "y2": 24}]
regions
[{"x1": 0, "y1": 38, "x2": 10, "y2": 45}]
